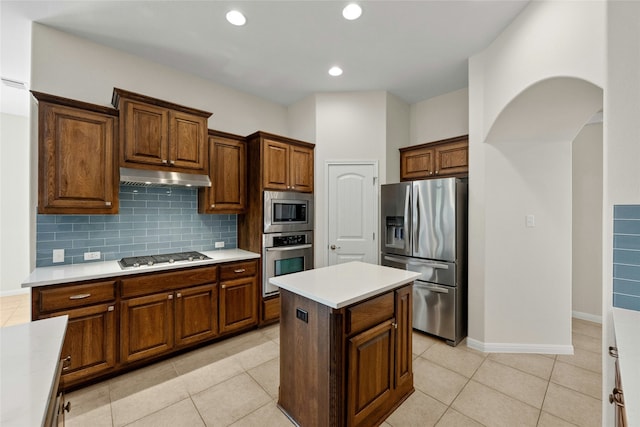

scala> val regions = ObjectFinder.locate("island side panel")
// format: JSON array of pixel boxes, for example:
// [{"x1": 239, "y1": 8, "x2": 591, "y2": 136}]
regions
[{"x1": 278, "y1": 289, "x2": 332, "y2": 426}]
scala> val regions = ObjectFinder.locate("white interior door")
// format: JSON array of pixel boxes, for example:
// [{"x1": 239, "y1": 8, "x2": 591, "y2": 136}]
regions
[{"x1": 327, "y1": 162, "x2": 378, "y2": 266}]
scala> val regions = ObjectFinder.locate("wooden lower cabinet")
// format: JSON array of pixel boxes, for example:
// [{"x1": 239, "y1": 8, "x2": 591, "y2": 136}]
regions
[
  {"x1": 278, "y1": 284, "x2": 413, "y2": 427},
  {"x1": 121, "y1": 283, "x2": 220, "y2": 363},
  {"x1": 120, "y1": 292, "x2": 175, "y2": 363},
  {"x1": 220, "y1": 276, "x2": 258, "y2": 334},
  {"x1": 40, "y1": 303, "x2": 117, "y2": 388},
  {"x1": 32, "y1": 260, "x2": 260, "y2": 390}
]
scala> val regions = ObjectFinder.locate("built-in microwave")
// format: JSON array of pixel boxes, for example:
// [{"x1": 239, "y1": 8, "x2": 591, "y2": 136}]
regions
[{"x1": 264, "y1": 191, "x2": 314, "y2": 233}]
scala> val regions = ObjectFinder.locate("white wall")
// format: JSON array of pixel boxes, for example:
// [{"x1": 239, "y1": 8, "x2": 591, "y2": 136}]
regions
[
  {"x1": 604, "y1": 1, "x2": 640, "y2": 422},
  {"x1": 287, "y1": 95, "x2": 317, "y2": 144},
  {"x1": 409, "y1": 88, "x2": 469, "y2": 146},
  {"x1": 313, "y1": 91, "x2": 388, "y2": 268},
  {"x1": 384, "y1": 93, "x2": 410, "y2": 184},
  {"x1": 0, "y1": 113, "x2": 31, "y2": 296},
  {"x1": 31, "y1": 24, "x2": 288, "y2": 137},
  {"x1": 467, "y1": 0, "x2": 605, "y2": 352},
  {"x1": 572, "y1": 123, "x2": 603, "y2": 321}
]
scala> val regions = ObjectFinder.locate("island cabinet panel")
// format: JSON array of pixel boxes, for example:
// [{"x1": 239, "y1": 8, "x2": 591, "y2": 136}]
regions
[
  {"x1": 278, "y1": 283, "x2": 413, "y2": 427},
  {"x1": 32, "y1": 91, "x2": 119, "y2": 214}
]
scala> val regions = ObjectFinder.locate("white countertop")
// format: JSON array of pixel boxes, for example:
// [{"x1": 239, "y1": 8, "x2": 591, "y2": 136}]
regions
[
  {"x1": 22, "y1": 249, "x2": 260, "y2": 288},
  {"x1": 613, "y1": 307, "x2": 640, "y2": 426},
  {"x1": 269, "y1": 261, "x2": 420, "y2": 309},
  {"x1": 1, "y1": 316, "x2": 68, "y2": 427}
]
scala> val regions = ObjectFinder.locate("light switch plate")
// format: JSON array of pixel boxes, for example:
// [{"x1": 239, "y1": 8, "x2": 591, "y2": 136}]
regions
[{"x1": 526, "y1": 214, "x2": 535, "y2": 228}]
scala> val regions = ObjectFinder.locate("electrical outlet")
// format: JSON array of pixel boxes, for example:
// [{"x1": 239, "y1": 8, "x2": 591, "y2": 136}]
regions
[
  {"x1": 53, "y1": 249, "x2": 65, "y2": 263},
  {"x1": 215, "y1": 241, "x2": 225, "y2": 248},
  {"x1": 526, "y1": 214, "x2": 535, "y2": 228},
  {"x1": 84, "y1": 251, "x2": 101, "y2": 261}
]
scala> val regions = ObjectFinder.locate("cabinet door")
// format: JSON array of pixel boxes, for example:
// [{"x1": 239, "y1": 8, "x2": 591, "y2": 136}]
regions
[
  {"x1": 168, "y1": 110, "x2": 208, "y2": 171},
  {"x1": 199, "y1": 136, "x2": 246, "y2": 213},
  {"x1": 40, "y1": 303, "x2": 116, "y2": 387},
  {"x1": 263, "y1": 139, "x2": 290, "y2": 190},
  {"x1": 175, "y1": 284, "x2": 219, "y2": 347},
  {"x1": 39, "y1": 102, "x2": 117, "y2": 214},
  {"x1": 400, "y1": 146, "x2": 434, "y2": 181},
  {"x1": 121, "y1": 293, "x2": 174, "y2": 363},
  {"x1": 289, "y1": 145, "x2": 314, "y2": 193},
  {"x1": 347, "y1": 319, "x2": 395, "y2": 427},
  {"x1": 434, "y1": 140, "x2": 468, "y2": 177},
  {"x1": 394, "y1": 286, "x2": 413, "y2": 390},
  {"x1": 122, "y1": 100, "x2": 169, "y2": 167},
  {"x1": 220, "y1": 276, "x2": 258, "y2": 334}
]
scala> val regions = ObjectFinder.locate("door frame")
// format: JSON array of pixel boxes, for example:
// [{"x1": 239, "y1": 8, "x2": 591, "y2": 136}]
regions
[{"x1": 324, "y1": 160, "x2": 379, "y2": 266}]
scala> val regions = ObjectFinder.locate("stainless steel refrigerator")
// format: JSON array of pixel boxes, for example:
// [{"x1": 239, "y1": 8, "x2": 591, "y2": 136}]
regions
[{"x1": 380, "y1": 178, "x2": 467, "y2": 346}]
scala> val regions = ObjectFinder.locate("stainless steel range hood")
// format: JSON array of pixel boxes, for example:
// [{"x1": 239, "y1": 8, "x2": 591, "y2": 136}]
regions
[{"x1": 119, "y1": 167, "x2": 211, "y2": 187}]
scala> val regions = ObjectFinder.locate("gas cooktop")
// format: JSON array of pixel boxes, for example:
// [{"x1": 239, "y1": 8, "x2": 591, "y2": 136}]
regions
[{"x1": 118, "y1": 251, "x2": 210, "y2": 269}]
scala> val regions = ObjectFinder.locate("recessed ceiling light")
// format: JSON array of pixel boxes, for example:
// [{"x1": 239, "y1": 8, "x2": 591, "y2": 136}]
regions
[
  {"x1": 226, "y1": 10, "x2": 246, "y2": 26},
  {"x1": 342, "y1": 3, "x2": 362, "y2": 20},
  {"x1": 328, "y1": 66, "x2": 343, "y2": 77}
]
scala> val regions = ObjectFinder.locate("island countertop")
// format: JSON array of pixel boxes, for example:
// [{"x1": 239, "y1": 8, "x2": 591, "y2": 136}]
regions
[
  {"x1": 22, "y1": 248, "x2": 260, "y2": 288},
  {"x1": 269, "y1": 261, "x2": 420, "y2": 309},
  {"x1": 0, "y1": 315, "x2": 68, "y2": 427}
]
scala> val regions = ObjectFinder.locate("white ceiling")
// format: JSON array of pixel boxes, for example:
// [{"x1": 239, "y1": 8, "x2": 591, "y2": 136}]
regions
[{"x1": 1, "y1": 1, "x2": 529, "y2": 116}]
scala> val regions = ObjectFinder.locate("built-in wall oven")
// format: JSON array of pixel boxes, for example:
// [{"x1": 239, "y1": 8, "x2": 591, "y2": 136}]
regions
[
  {"x1": 264, "y1": 191, "x2": 314, "y2": 233},
  {"x1": 262, "y1": 231, "x2": 313, "y2": 296}
]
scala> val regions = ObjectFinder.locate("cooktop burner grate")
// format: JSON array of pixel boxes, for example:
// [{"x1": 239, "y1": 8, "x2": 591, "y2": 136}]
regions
[{"x1": 118, "y1": 251, "x2": 210, "y2": 269}]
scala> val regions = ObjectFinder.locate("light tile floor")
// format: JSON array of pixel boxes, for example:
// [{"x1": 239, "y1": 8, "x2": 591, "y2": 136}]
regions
[{"x1": 1, "y1": 293, "x2": 603, "y2": 426}]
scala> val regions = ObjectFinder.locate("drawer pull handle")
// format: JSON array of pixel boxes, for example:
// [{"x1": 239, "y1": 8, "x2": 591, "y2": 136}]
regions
[
  {"x1": 69, "y1": 293, "x2": 91, "y2": 300},
  {"x1": 107, "y1": 306, "x2": 114, "y2": 312},
  {"x1": 62, "y1": 355, "x2": 71, "y2": 370},
  {"x1": 234, "y1": 269, "x2": 246, "y2": 273}
]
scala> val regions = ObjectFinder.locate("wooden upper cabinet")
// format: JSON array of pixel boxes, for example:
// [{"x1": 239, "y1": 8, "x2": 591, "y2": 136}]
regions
[
  {"x1": 112, "y1": 88, "x2": 211, "y2": 174},
  {"x1": 32, "y1": 91, "x2": 119, "y2": 214},
  {"x1": 400, "y1": 135, "x2": 468, "y2": 181},
  {"x1": 258, "y1": 134, "x2": 315, "y2": 193},
  {"x1": 199, "y1": 130, "x2": 247, "y2": 214}
]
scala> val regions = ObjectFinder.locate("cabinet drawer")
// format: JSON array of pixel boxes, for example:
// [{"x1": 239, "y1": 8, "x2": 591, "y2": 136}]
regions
[
  {"x1": 121, "y1": 266, "x2": 218, "y2": 298},
  {"x1": 39, "y1": 281, "x2": 116, "y2": 312},
  {"x1": 219, "y1": 260, "x2": 257, "y2": 281},
  {"x1": 346, "y1": 292, "x2": 394, "y2": 336}
]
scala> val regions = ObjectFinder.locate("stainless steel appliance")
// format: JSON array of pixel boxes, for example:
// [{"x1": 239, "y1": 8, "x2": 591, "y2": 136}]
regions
[
  {"x1": 118, "y1": 251, "x2": 210, "y2": 269},
  {"x1": 262, "y1": 230, "x2": 313, "y2": 296},
  {"x1": 264, "y1": 191, "x2": 314, "y2": 233},
  {"x1": 381, "y1": 178, "x2": 467, "y2": 346}
]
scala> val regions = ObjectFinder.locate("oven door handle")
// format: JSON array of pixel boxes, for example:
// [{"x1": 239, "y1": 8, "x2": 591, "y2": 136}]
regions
[{"x1": 265, "y1": 244, "x2": 312, "y2": 252}]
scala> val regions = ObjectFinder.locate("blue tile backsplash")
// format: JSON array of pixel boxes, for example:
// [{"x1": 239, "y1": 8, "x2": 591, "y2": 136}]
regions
[
  {"x1": 36, "y1": 185, "x2": 237, "y2": 267},
  {"x1": 613, "y1": 204, "x2": 640, "y2": 311}
]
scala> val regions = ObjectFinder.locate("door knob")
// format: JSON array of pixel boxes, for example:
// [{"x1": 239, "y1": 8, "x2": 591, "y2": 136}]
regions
[{"x1": 330, "y1": 245, "x2": 341, "y2": 250}]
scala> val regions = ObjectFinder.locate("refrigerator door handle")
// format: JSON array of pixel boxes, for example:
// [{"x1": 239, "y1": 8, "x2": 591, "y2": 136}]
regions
[
  {"x1": 415, "y1": 281, "x2": 450, "y2": 293},
  {"x1": 383, "y1": 255, "x2": 449, "y2": 270},
  {"x1": 413, "y1": 183, "x2": 420, "y2": 254},
  {"x1": 404, "y1": 185, "x2": 411, "y2": 253}
]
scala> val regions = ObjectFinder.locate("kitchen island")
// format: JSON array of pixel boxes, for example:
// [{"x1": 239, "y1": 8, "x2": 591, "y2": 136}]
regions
[{"x1": 270, "y1": 261, "x2": 420, "y2": 427}]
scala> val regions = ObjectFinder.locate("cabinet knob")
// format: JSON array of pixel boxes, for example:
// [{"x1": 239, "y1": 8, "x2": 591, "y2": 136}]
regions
[
  {"x1": 435, "y1": 170, "x2": 439, "y2": 175},
  {"x1": 108, "y1": 306, "x2": 114, "y2": 312},
  {"x1": 168, "y1": 294, "x2": 173, "y2": 300},
  {"x1": 176, "y1": 292, "x2": 182, "y2": 298},
  {"x1": 62, "y1": 355, "x2": 71, "y2": 370},
  {"x1": 63, "y1": 401, "x2": 71, "y2": 413},
  {"x1": 105, "y1": 201, "x2": 112, "y2": 207},
  {"x1": 211, "y1": 204, "x2": 215, "y2": 208},
  {"x1": 162, "y1": 159, "x2": 168, "y2": 164},
  {"x1": 392, "y1": 322, "x2": 398, "y2": 329},
  {"x1": 169, "y1": 160, "x2": 175, "y2": 165},
  {"x1": 221, "y1": 285, "x2": 226, "y2": 289}
]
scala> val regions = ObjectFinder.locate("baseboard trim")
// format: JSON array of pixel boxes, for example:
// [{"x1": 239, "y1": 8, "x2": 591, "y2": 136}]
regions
[
  {"x1": 466, "y1": 337, "x2": 574, "y2": 355},
  {"x1": 0, "y1": 288, "x2": 29, "y2": 298},
  {"x1": 572, "y1": 311, "x2": 602, "y2": 324}
]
